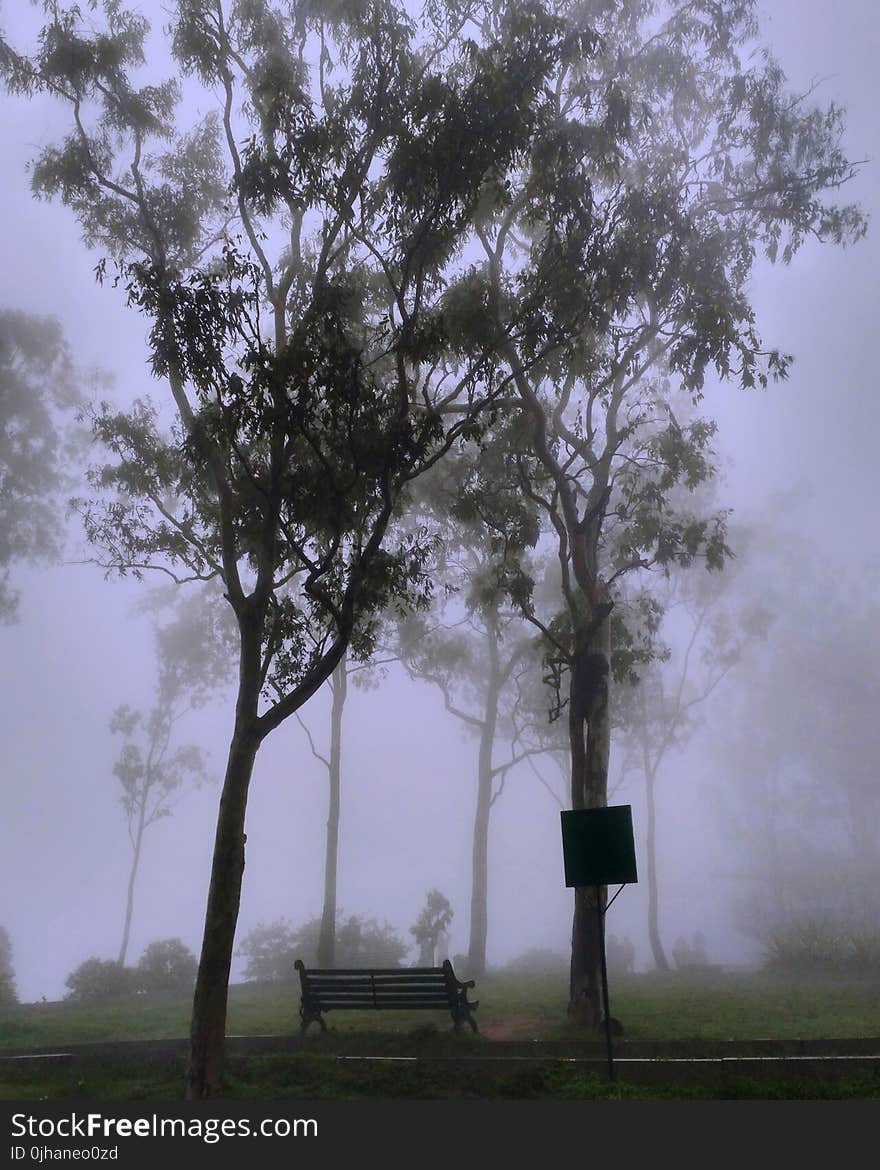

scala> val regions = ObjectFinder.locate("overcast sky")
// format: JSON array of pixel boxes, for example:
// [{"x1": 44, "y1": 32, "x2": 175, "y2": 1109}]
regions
[{"x1": 1, "y1": 0, "x2": 878, "y2": 1004}]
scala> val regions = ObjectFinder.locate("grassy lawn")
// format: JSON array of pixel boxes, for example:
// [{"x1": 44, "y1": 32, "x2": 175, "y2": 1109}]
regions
[
  {"x1": 4, "y1": 968, "x2": 880, "y2": 1050},
  {"x1": 2, "y1": 968, "x2": 879, "y2": 1100},
  {"x1": 3, "y1": 1049, "x2": 880, "y2": 1101}
]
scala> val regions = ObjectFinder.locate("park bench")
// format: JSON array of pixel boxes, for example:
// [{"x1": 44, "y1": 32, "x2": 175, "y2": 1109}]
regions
[{"x1": 294, "y1": 958, "x2": 479, "y2": 1034}]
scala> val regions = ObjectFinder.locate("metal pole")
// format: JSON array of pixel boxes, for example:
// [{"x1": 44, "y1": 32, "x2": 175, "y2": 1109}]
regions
[{"x1": 596, "y1": 883, "x2": 614, "y2": 1080}]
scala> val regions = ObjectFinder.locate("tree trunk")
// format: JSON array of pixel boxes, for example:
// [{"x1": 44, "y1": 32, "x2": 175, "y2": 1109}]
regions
[
  {"x1": 318, "y1": 655, "x2": 347, "y2": 968},
  {"x1": 467, "y1": 612, "x2": 502, "y2": 979},
  {"x1": 186, "y1": 721, "x2": 259, "y2": 1099},
  {"x1": 467, "y1": 682, "x2": 500, "y2": 979},
  {"x1": 117, "y1": 803, "x2": 146, "y2": 967},
  {"x1": 644, "y1": 765, "x2": 670, "y2": 971},
  {"x1": 567, "y1": 613, "x2": 612, "y2": 1027}
]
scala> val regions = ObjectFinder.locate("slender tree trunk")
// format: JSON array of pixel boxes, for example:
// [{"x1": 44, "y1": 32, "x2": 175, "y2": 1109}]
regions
[
  {"x1": 568, "y1": 614, "x2": 611, "y2": 1027},
  {"x1": 644, "y1": 764, "x2": 670, "y2": 971},
  {"x1": 467, "y1": 664, "x2": 500, "y2": 979},
  {"x1": 117, "y1": 799, "x2": 147, "y2": 967},
  {"x1": 187, "y1": 719, "x2": 260, "y2": 1099},
  {"x1": 318, "y1": 654, "x2": 347, "y2": 969}
]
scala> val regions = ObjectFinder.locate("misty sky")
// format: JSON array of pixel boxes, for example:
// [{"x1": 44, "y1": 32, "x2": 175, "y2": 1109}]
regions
[{"x1": 1, "y1": 0, "x2": 878, "y2": 1004}]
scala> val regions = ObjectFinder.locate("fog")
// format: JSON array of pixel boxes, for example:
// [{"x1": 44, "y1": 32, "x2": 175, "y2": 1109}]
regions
[{"x1": 1, "y1": 0, "x2": 878, "y2": 1006}]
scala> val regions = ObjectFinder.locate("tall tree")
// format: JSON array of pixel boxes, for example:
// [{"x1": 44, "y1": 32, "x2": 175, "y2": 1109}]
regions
[
  {"x1": 465, "y1": 0, "x2": 865, "y2": 1025},
  {"x1": 2, "y1": 0, "x2": 593, "y2": 1093}
]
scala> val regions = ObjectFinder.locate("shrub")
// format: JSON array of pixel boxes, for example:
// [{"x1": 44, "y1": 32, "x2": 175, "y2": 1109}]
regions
[
  {"x1": 238, "y1": 913, "x2": 408, "y2": 979},
  {"x1": 237, "y1": 920, "x2": 299, "y2": 982},
  {"x1": 849, "y1": 927, "x2": 880, "y2": 973},
  {"x1": 337, "y1": 915, "x2": 408, "y2": 967},
  {"x1": 135, "y1": 938, "x2": 198, "y2": 994},
  {"x1": 0, "y1": 926, "x2": 17, "y2": 1006},
  {"x1": 502, "y1": 947, "x2": 568, "y2": 976},
  {"x1": 64, "y1": 958, "x2": 134, "y2": 1002},
  {"x1": 761, "y1": 919, "x2": 880, "y2": 975},
  {"x1": 672, "y1": 931, "x2": 710, "y2": 971}
]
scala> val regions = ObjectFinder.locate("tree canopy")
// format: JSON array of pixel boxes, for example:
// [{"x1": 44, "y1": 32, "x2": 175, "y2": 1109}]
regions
[{"x1": 1, "y1": 0, "x2": 866, "y2": 1079}]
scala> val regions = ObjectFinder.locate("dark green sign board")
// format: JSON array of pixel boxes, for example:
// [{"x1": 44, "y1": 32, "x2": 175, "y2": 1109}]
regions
[{"x1": 561, "y1": 805, "x2": 638, "y2": 887}]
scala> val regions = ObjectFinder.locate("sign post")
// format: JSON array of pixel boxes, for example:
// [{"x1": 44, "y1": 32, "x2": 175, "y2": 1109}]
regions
[{"x1": 560, "y1": 805, "x2": 638, "y2": 1080}]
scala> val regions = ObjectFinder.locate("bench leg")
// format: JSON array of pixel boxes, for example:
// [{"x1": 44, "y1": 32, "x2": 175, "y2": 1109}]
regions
[{"x1": 300, "y1": 1010, "x2": 326, "y2": 1035}]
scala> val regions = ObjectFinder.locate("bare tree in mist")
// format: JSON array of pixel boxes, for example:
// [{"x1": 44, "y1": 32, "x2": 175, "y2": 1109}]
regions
[
  {"x1": 111, "y1": 596, "x2": 227, "y2": 965},
  {"x1": 294, "y1": 642, "x2": 396, "y2": 969},
  {"x1": 295, "y1": 652, "x2": 348, "y2": 970}
]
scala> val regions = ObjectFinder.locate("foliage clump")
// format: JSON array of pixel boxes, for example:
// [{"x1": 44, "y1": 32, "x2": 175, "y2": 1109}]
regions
[
  {"x1": 135, "y1": 938, "x2": 198, "y2": 994},
  {"x1": 239, "y1": 913, "x2": 408, "y2": 979},
  {"x1": 64, "y1": 958, "x2": 134, "y2": 1003},
  {"x1": 761, "y1": 920, "x2": 880, "y2": 977}
]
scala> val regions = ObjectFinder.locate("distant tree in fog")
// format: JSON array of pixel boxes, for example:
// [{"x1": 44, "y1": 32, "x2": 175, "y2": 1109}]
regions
[
  {"x1": 294, "y1": 639, "x2": 397, "y2": 970},
  {"x1": 0, "y1": 925, "x2": 17, "y2": 1005},
  {"x1": 396, "y1": 435, "x2": 546, "y2": 978},
  {"x1": 614, "y1": 530, "x2": 770, "y2": 970},
  {"x1": 711, "y1": 546, "x2": 880, "y2": 954},
  {"x1": 0, "y1": 309, "x2": 87, "y2": 620},
  {"x1": 410, "y1": 890, "x2": 454, "y2": 967},
  {"x1": 111, "y1": 597, "x2": 221, "y2": 965}
]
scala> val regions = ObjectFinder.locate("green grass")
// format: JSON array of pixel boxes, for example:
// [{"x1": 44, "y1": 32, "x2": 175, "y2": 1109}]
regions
[
  {"x1": 3, "y1": 968, "x2": 879, "y2": 1100},
  {"x1": 3, "y1": 1050, "x2": 879, "y2": 1101},
  {"x1": 3, "y1": 968, "x2": 880, "y2": 1050}
]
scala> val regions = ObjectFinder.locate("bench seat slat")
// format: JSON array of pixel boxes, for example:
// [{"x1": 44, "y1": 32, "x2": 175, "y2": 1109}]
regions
[
  {"x1": 316, "y1": 998, "x2": 454, "y2": 1009},
  {"x1": 305, "y1": 967, "x2": 446, "y2": 976},
  {"x1": 306, "y1": 975, "x2": 448, "y2": 986}
]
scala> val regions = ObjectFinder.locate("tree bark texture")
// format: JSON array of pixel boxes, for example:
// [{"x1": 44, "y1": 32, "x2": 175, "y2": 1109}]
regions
[
  {"x1": 318, "y1": 655, "x2": 347, "y2": 969},
  {"x1": 186, "y1": 724, "x2": 259, "y2": 1099},
  {"x1": 567, "y1": 613, "x2": 612, "y2": 1026}
]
